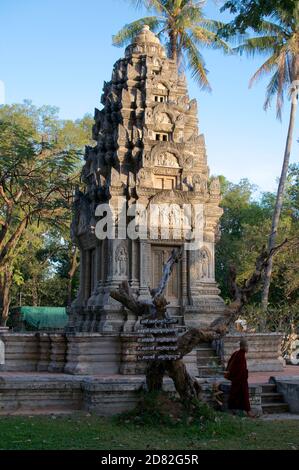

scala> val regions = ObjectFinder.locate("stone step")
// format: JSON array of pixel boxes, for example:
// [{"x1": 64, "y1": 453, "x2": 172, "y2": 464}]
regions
[
  {"x1": 197, "y1": 365, "x2": 224, "y2": 378},
  {"x1": 197, "y1": 343, "x2": 213, "y2": 350},
  {"x1": 197, "y1": 348, "x2": 216, "y2": 358},
  {"x1": 262, "y1": 402, "x2": 289, "y2": 414},
  {"x1": 197, "y1": 356, "x2": 221, "y2": 366},
  {"x1": 260, "y1": 383, "x2": 277, "y2": 394},
  {"x1": 261, "y1": 392, "x2": 284, "y2": 404}
]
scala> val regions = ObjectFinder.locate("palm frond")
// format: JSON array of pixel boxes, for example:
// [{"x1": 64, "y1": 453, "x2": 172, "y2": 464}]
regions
[
  {"x1": 191, "y1": 27, "x2": 232, "y2": 54},
  {"x1": 249, "y1": 54, "x2": 279, "y2": 86},
  {"x1": 235, "y1": 36, "x2": 281, "y2": 58},
  {"x1": 112, "y1": 17, "x2": 162, "y2": 47},
  {"x1": 257, "y1": 20, "x2": 289, "y2": 38},
  {"x1": 181, "y1": 33, "x2": 211, "y2": 91},
  {"x1": 127, "y1": 0, "x2": 166, "y2": 12}
]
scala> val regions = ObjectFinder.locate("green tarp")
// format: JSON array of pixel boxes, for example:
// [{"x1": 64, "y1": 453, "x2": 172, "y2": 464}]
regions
[{"x1": 16, "y1": 306, "x2": 68, "y2": 330}]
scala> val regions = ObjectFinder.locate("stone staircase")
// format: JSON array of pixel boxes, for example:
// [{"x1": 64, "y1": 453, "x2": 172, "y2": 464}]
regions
[
  {"x1": 260, "y1": 383, "x2": 289, "y2": 414},
  {"x1": 196, "y1": 342, "x2": 224, "y2": 378}
]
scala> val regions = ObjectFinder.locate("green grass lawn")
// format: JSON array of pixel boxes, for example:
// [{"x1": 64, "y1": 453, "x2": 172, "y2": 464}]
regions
[{"x1": 0, "y1": 413, "x2": 298, "y2": 450}]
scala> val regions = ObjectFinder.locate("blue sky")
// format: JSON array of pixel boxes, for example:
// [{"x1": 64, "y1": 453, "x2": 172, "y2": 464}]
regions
[{"x1": 0, "y1": 0, "x2": 298, "y2": 193}]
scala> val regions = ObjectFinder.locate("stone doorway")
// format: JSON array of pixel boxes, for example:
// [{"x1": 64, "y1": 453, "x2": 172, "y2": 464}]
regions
[{"x1": 151, "y1": 245, "x2": 182, "y2": 307}]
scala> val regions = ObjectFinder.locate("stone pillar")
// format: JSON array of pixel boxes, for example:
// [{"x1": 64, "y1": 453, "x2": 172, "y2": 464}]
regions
[
  {"x1": 181, "y1": 248, "x2": 189, "y2": 306},
  {"x1": 48, "y1": 334, "x2": 67, "y2": 372},
  {"x1": 37, "y1": 333, "x2": 51, "y2": 372},
  {"x1": 97, "y1": 238, "x2": 126, "y2": 333},
  {"x1": 138, "y1": 240, "x2": 151, "y2": 300}
]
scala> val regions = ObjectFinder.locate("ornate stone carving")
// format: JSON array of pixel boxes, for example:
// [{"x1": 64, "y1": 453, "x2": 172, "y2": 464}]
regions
[
  {"x1": 210, "y1": 177, "x2": 221, "y2": 196},
  {"x1": 115, "y1": 244, "x2": 128, "y2": 276},
  {"x1": 68, "y1": 25, "x2": 225, "y2": 333},
  {"x1": 198, "y1": 248, "x2": 211, "y2": 279},
  {"x1": 155, "y1": 152, "x2": 179, "y2": 168}
]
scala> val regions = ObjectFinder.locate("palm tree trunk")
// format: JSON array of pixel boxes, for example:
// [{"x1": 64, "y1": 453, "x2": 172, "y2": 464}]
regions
[
  {"x1": 261, "y1": 80, "x2": 299, "y2": 311},
  {"x1": 169, "y1": 28, "x2": 178, "y2": 63}
]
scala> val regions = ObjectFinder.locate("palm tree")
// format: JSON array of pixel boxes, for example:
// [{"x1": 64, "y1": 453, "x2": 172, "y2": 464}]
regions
[
  {"x1": 234, "y1": 5, "x2": 299, "y2": 310},
  {"x1": 113, "y1": 0, "x2": 230, "y2": 90}
]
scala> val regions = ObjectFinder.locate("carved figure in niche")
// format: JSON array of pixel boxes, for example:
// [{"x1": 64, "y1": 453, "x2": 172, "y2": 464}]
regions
[
  {"x1": 159, "y1": 205, "x2": 170, "y2": 228},
  {"x1": 193, "y1": 175, "x2": 202, "y2": 192},
  {"x1": 170, "y1": 205, "x2": 181, "y2": 228},
  {"x1": 71, "y1": 188, "x2": 92, "y2": 241},
  {"x1": 193, "y1": 175, "x2": 207, "y2": 193},
  {"x1": 115, "y1": 245, "x2": 128, "y2": 276},
  {"x1": 175, "y1": 113, "x2": 185, "y2": 125},
  {"x1": 155, "y1": 112, "x2": 172, "y2": 125},
  {"x1": 145, "y1": 107, "x2": 153, "y2": 120},
  {"x1": 188, "y1": 99, "x2": 197, "y2": 114},
  {"x1": 132, "y1": 126, "x2": 142, "y2": 145},
  {"x1": 177, "y1": 95, "x2": 189, "y2": 108},
  {"x1": 210, "y1": 177, "x2": 221, "y2": 196},
  {"x1": 156, "y1": 152, "x2": 179, "y2": 168},
  {"x1": 183, "y1": 155, "x2": 193, "y2": 169},
  {"x1": 199, "y1": 249, "x2": 210, "y2": 279},
  {"x1": 187, "y1": 130, "x2": 199, "y2": 143},
  {"x1": 118, "y1": 124, "x2": 128, "y2": 144},
  {"x1": 137, "y1": 169, "x2": 148, "y2": 186}
]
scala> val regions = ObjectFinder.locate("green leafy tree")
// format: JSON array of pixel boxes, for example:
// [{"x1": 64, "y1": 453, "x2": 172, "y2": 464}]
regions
[
  {"x1": 113, "y1": 0, "x2": 230, "y2": 89},
  {"x1": 0, "y1": 102, "x2": 93, "y2": 324},
  {"x1": 216, "y1": 174, "x2": 299, "y2": 309},
  {"x1": 220, "y1": 0, "x2": 299, "y2": 309}
]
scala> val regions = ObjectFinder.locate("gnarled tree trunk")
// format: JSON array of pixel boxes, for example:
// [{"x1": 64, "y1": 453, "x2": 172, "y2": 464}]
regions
[
  {"x1": 111, "y1": 244, "x2": 286, "y2": 403},
  {"x1": 0, "y1": 265, "x2": 13, "y2": 326}
]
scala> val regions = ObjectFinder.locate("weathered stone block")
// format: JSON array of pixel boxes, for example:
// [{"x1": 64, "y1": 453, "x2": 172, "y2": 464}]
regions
[
  {"x1": 120, "y1": 333, "x2": 146, "y2": 375},
  {"x1": 37, "y1": 333, "x2": 51, "y2": 372},
  {"x1": 219, "y1": 333, "x2": 284, "y2": 372},
  {"x1": 0, "y1": 333, "x2": 39, "y2": 371},
  {"x1": 48, "y1": 334, "x2": 67, "y2": 372},
  {"x1": 0, "y1": 375, "x2": 83, "y2": 413},
  {"x1": 65, "y1": 333, "x2": 121, "y2": 374}
]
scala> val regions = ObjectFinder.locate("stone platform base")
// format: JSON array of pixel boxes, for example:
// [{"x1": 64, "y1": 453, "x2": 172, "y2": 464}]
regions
[
  {"x1": 270, "y1": 376, "x2": 299, "y2": 413},
  {"x1": 218, "y1": 333, "x2": 284, "y2": 372},
  {"x1": 0, "y1": 373, "x2": 218, "y2": 416},
  {"x1": 0, "y1": 331, "x2": 285, "y2": 376}
]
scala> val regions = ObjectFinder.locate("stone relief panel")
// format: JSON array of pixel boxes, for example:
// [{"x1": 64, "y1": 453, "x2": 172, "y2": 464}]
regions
[
  {"x1": 155, "y1": 152, "x2": 179, "y2": 168},
  {"x1": 115, "y1": 243, "x2": 128, "y2": 277},
  {"x1": 198, "y1": 248, "x2": 211, "y2": 280}
]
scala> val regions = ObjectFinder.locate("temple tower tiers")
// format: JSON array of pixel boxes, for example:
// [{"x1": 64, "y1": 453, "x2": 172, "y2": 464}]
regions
[{"x1": 69, "y1": 25, "x2": 225, "y2": 334}]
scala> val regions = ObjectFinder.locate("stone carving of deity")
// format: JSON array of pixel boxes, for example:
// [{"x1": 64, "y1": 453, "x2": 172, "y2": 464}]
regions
[
  {"x1": 159, "y1": 205, "x2": 170, "y2": 228},
  {"x1": 193, "y1": 175, "x2": 207, "y2": 193},
  {"x1": 145, "y1": 107, "x2": 153, "y2": 121},
  {"x1": 210, "y1": 177, "x2": 221, "y2": 196},
  {"x1": 156, "y1": 152, "x2": 179, "y2": 168},
  {"x1": 115, "y1": 245, "x2": 128, "y2": 276},
  {"x1": 137, "y1": 169, "x2": 147, "y2": 186},
  {"x1": 175, "y1": 113, "x2": 185, "y2": 125},
  {"x1": 170, "y1": 205, "x2": 181, "y2": 228},
  {"x1": 155, "y1": 112, "x2": 172, "y2": 125},
  {"x1": 199, "y1": 249, "x2": 210, "y2": 279}
]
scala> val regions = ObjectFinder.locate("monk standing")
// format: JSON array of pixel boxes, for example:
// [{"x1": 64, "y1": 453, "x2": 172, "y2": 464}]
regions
[{"x1": 225, "y1": 339, "x2": 254, "y2": 417}]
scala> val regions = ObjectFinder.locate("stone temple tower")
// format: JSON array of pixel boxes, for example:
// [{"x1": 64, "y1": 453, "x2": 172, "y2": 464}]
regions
[{"x1": 69, "y1": 26, "x2": 225, "y2": 335}]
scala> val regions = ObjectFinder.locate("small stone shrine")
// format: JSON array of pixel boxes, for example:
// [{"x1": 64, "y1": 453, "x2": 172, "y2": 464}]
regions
[{"x1": 69, "y1": 25, "x2": 225, "y2": 337}]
